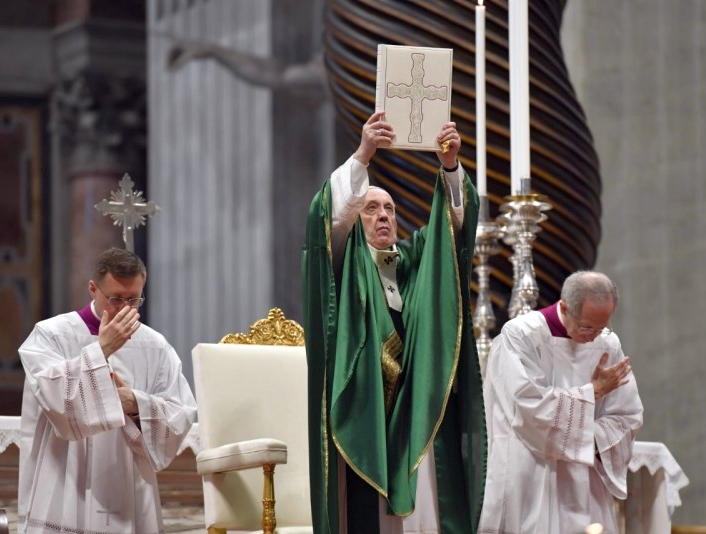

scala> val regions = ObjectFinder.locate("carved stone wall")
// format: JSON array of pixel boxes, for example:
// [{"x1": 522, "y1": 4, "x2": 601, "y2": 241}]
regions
[
  {"x1": 48, "y1": 15, "x2": 147, "y2": 314},
  {"x1": 0, "y1": 105, "x2": 46, "y2": 414},
  {"x1": 54, "y1": 73, "x2": 147, "y2": 308},
  {"x1": 0, "y1": 1, "x2": 147, "y2": 414}
]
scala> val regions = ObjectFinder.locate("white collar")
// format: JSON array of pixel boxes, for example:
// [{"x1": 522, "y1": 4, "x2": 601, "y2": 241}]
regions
[
  {"x1": 367, "y1": 243, "x2": 403, "y2": 311},
  {"x1": 367, "y1": 244, "x2": 399, "y2": 267}
]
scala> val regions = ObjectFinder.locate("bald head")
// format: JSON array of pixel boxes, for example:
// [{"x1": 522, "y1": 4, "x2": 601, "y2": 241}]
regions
[{"x1": 561, "y1": 271, "x2": 618, "y2": 317}]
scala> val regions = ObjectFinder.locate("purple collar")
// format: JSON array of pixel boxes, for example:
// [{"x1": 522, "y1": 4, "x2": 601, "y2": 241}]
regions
[
  {"x1": 539, "y1": 301, "x2": 569, "y2": 338},
  {"x1": 77, "y1": 303, "x2": 100, "y2": 335}
]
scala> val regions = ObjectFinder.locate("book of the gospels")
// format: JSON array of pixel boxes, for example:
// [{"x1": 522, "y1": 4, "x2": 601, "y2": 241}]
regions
[{"x1": 375, "y1": 44, "x2": 453, "y2": 151}]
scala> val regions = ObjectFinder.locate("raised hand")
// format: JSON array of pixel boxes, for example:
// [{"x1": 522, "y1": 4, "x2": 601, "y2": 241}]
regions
[
  {"x1": 591, "y1": 352, "x2": 633, "y2": 401},
  {"x1": 99, "y1": 306, "x2": 141, "y2": 358},
  {"x1": 436, "y1": 121, "x2": 461, "y2": 170},
  {"x1": 353, "y1": 110, "x2": 394, "y2": 165}
]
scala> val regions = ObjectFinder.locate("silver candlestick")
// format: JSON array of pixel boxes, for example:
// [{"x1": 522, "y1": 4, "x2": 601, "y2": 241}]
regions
[
  {"x1": 473, "y1": 196, "x2": 503, "y2": 377},
  {"x1": 499, "y1": 178, "x2": 551, "y2": 318}
]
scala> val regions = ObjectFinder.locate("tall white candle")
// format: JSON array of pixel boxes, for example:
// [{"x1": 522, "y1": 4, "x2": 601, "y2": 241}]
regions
[
  {"x1": 509, "y1": 0, "x2": 531, "y2": 194},
  {"x1": 475, "y1": 1, "x2": 487, "y2": 197}
]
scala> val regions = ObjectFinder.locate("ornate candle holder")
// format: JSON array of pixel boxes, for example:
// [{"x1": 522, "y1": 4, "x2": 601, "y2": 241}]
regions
[
  {"x1": 499, "y1": 182, "x2": 552, "y2": 318},
  {"x1": 473, "y1": 197, "x2": 503, "y2": 376}
]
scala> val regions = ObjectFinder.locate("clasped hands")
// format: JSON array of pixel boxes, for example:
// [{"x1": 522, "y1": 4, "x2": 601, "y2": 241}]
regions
[
  {"x1": 591, "y1": 352, "x2": 633, "y2": 401},
  {"x1": 353, "y1": 110, "x2": 461, "y2": 170}
]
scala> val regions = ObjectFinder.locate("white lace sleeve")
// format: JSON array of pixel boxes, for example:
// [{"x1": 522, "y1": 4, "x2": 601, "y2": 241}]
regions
[{"x1": 330, "y1": 156, "x2": 369, "y2": 264}]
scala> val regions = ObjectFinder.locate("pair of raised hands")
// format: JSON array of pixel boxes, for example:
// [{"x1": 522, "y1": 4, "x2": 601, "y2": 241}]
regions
[{"x1": 353, "y1": 110, "x2": 461, "y2": 170}]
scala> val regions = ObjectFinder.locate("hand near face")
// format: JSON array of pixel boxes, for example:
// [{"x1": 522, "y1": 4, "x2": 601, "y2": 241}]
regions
[
  {"x1": 591, "y1": 352, "x2": 633, "y2": 401},
  {"x1": 99, "y1": 306, "x2": 141, "y2": 358}
]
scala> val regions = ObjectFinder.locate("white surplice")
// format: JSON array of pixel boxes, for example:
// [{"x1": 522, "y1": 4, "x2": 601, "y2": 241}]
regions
[
  {"x1": 17, "y1": 310, "x2": 197, "y2": 534},
  {"x1": 479, "y1": 311, "x2": 643, "y2": 534}
]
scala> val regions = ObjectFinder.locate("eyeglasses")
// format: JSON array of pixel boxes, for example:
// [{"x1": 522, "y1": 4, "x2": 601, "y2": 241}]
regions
[
  {"x1": 95, "y1": 283, "x2": 145, "y2": 308},
  {"x1": 575, "y1": 320, "x2": 612, "y2": 336}
]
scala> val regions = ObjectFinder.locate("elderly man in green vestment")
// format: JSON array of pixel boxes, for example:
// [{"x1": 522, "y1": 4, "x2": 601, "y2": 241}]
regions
[{"x1": 302, "y1": 110, "x2": 486, "y2": 534}]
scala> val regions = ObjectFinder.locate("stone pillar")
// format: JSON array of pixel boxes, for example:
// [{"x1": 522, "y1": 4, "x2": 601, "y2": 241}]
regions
[
  {"x1": 147, "y1": 0, "x2": 274, "y2": 385},
  {"x1": 271, "y1": 0, "x2": 334, "y2": 323},
  {"x1": 55, "y1": 74, "x2": 146, "y2": 309},
  {"x1": 51, "y1": 15, "x2": 147, "y2": 311},
  {"x1": 68, "y1": 168, "x2": 124, "y2": 308}
]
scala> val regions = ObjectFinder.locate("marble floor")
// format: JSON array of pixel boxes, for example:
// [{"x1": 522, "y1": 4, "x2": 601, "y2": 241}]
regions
[
  {"x1": 0, "y1": 499, "x2": 206, "y2": 534},
  {"x1": 161, "y1": 502, "x2": 206, "y2": 533},
  {"x1": 0, "y1": 441, "x2": 210, "y2": 534}
]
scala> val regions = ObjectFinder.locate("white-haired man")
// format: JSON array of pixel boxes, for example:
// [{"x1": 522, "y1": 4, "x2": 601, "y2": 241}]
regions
[
  {"x1": 480, "y1": 270, "x2": 643, "y2": 534},
  {"x1": 303, "y1": 110, "x2": 486, "y2": 534}
]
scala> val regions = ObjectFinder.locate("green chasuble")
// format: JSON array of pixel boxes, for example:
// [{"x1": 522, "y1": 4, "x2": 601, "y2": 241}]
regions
[{"x1": 302, "y1": 169, "x2": 486, "y2": 534}]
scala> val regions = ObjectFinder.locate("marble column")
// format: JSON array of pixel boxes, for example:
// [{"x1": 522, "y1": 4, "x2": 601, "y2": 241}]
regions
[
  {"x1": 147, "y1": 0, "x2": 333, "y2": 385},
  {"x1": 55, "y1": 74, "x2": 146, "y2": 309},
  {"x1": 147, "y1": 0, "x2": 274, "y2": 385},
  {"x1": 51, "y1": 16, "x2": 147, "y2": 313},
  {"x1": 67, "y1": 168, "x2": 124, "y2": 308}
]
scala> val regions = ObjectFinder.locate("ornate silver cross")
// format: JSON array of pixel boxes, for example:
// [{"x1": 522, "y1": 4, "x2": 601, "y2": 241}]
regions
[{"x1": 95, "y1": 173, "x2": 160, "y2": 252}]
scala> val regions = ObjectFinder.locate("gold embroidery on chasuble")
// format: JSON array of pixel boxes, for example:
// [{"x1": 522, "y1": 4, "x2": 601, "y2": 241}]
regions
[
  {"x1": 323, "y1": 185, "x2": 332, "y2": 493},
  {"x1": 367, "y1": 244, "x2": 404, "y2": 413},
  {"x1": 381, "y1": 331, "x2": 404, "y2": 414},
  {"x1": 410, "y1": 173, "x2": 466, "y2": 474}
]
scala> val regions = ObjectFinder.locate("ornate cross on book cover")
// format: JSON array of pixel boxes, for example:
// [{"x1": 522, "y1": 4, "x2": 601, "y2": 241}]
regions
[
  {"x1": 94, "y1": 173, "x2": 160, "y2": 252},
  {"x1": 375, "y1": 44, "x2": 453, "y2": 151}
]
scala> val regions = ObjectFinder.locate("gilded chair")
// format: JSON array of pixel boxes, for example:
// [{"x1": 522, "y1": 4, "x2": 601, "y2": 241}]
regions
[{"x1": 191, "y1": 308, "x2": 312, "y2": 534}]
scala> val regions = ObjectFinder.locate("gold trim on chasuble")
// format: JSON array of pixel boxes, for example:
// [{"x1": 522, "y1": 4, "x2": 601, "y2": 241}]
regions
[
  {"x1": 323, "y1": 184, "x2": 333, "y2": 503},
  {"x1": 331, "y1": 309, "x2": 402, "y2": 496},
  {"x1": 332, "y1": 429, "x2": 387, "y2": 496},
  {"x1": 381, "y1": 331, "x2": 404, "y2": 414},
  {"x1": 327, "y1": 175, "x2": 469, "y2": 497},
  {"x1": 328, "y1": 183, "x2": 391, "y2": 496},
  {"x1": 410, "y1": 171, "x2": 464, "y2": 475}
]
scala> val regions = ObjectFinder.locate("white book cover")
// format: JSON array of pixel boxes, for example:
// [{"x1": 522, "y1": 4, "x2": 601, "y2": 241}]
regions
[{"x1": 375, "y1": 44, "x2": 453, "y2": 151}]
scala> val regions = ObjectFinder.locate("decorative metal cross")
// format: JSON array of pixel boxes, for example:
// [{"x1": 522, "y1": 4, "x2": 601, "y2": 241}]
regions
[
  {"x1": 386, "y1": 53, "x2": 449, "y2": 143},
  {"x1": 95, "y1": 173, "x2": 160, "y2": 252}
]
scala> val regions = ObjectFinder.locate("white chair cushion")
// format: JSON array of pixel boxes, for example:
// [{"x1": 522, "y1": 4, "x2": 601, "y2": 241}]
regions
[{"x1": 196, "y1": 438, "x2": 287, "y2": 475}]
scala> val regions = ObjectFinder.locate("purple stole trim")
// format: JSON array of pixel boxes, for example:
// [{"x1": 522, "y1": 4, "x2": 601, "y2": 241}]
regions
[
  {"x1": 539, "y1": 301, "x2": 569, "y2": 338},
  {"x1": 77, "y1": 303, "x2": 100, "y2": 335}
]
